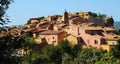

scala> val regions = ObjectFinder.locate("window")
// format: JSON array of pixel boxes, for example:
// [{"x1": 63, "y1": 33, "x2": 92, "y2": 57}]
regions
[
  {"x1": 52, "y1": 37, "x2": 54, "y2": 39},
  {"x1": 51, "y1": 37, "x2": 56, "y2": 42},
  {"x1": 112, "y1": 42, "x2": 114, "y2": 45},
  {"x1": 88, "y1": 40, "x2": 90, "y2": 44},
  {"x1": 41, "y1": 36, "x2": 45, "y2": 38},
  {"x1": 91, "y1": 31, "x2": 94, "y2": 35},
  {"x1": 94, "y1": 40, "x2": 98, "y2": 44}
]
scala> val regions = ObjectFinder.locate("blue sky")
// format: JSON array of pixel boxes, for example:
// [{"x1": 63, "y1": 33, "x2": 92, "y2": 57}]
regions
[{"x1": 6, "y1": 0, "x2": 120, "y2": 26}]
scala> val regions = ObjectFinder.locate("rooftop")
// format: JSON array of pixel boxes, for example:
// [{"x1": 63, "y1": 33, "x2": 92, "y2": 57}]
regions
[
  {"x1": 79, "y1": 25, "x2": 114, "y2": 31},
  {"x1": 39, "y1": 30, "x2": 62, "y2": 35},
  {"x1": 104, "y1": 34, "x2": 120, "y2": 41}
]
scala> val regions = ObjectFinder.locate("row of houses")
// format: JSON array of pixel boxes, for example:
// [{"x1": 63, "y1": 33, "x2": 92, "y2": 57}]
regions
[
  {"x1": 32, "y1": 22, "x2": 120, "y2": 51},
  {"x1": 0, "y1": 11, "x2": 118, "y2": 53}
]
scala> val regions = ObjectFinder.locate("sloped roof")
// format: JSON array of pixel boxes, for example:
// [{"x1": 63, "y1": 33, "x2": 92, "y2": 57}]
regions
[{"x1": 39, "y1": 30, "x2": 62, "y2": 35}]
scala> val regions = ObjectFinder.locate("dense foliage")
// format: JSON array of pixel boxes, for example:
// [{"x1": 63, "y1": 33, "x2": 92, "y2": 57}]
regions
[
  {"x1": 0, "y1": 35, "x2": 35, "y2": 64},
  {"x1": 0, "y1": 35, "x2": 120, "y2": 64},
  {"x1": 22, "y1": 39, "x2": 120, "y2": 64}
]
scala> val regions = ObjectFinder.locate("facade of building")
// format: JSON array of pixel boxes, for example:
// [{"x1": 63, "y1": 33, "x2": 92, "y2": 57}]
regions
[
  {"x1": 69, "y1": 11, "x2": 114, "y2": 27},
  {"x1": 66, "y1": 24, "x2": 120, "y2": 51},
  {"x1": 47, "y1": 16, "x2": 56, "y2": 21},
  {"x1": 69, "y1": 17, "x2": 88, "y2": 25},
  {"x1": 37, "y1": 30, "x2": 66, "y2": 46}
]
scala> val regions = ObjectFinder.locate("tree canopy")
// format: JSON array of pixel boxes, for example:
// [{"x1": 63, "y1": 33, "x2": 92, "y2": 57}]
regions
[{"x1": 0, "y1": 0, "x2": 13, "y2": 25}]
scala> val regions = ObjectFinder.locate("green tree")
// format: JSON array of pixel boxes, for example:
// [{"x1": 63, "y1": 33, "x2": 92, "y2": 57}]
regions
[
  {"x1": 0, "y1": 0, "x2": 13, "y2": 25},
  {"x1": 41, "y1": 45, "x2": 55, "y2": 63},
  {"x1": 62, "y1": 53, "x2": 74, "y2": 64},
  {"x1": 96, "y1": 52, "x2": 118, "y2": 64},
  {"x1": 0, "y1": 34, "x2": 36, "y2": 64},
  {"x1": 71, "y1": 44, "x2": 82, "y2": 57},
  {"x1": 110, "y1": 40, "x2": 120, "y2": 59},
  {"x1": 0, "y1": 35, "x2": 26, "y2": 64},
  {"x1": 98, "y1": 13, "x2": 107, "y2": 18},
  {"x1": 57, "y1": 39, "x2": 71, "y2": 54},
  {"x1": 74, "y1": 48, "x2": 105, "y2": 64},
  {"x1": 39, "y1": 45, "x2": 63, "y2": 64},
  {"x1": 25, "y1": 37, "x2": 35, "y2": 49},
  {"x1": 61, "y1": 44, "x2": 82, "y2": 64},
  {"x1": 22, "y1": 52, "x2": 40, "y2": 64},
  {"x1": 32, "y1": 40, "x2": 72, "y2": 64},
  {"x1": 90, "y1": 12, "x2": 97, "y2": 17},
  {"x1": 20, "y1": 37, "x2": 38, "y2": 64},
  {"x1": 38, "y1": 16, "x2": 45, "y2": 20}
]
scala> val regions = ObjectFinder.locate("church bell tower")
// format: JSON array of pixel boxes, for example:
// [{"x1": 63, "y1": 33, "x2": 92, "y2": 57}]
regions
[{"x1": 62, "y1": 10, "x2": 69, "y2": 24}]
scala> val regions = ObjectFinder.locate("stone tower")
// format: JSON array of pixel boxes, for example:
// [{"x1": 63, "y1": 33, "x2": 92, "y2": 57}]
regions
[{"x1": 62, "y1": 10, "x2": 69, "y2": 24}]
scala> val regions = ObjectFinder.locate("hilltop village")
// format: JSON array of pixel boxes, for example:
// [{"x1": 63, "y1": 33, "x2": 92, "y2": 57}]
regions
[{"x1": 0, "y1": 11, "x2": 119, "y2": 51}]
